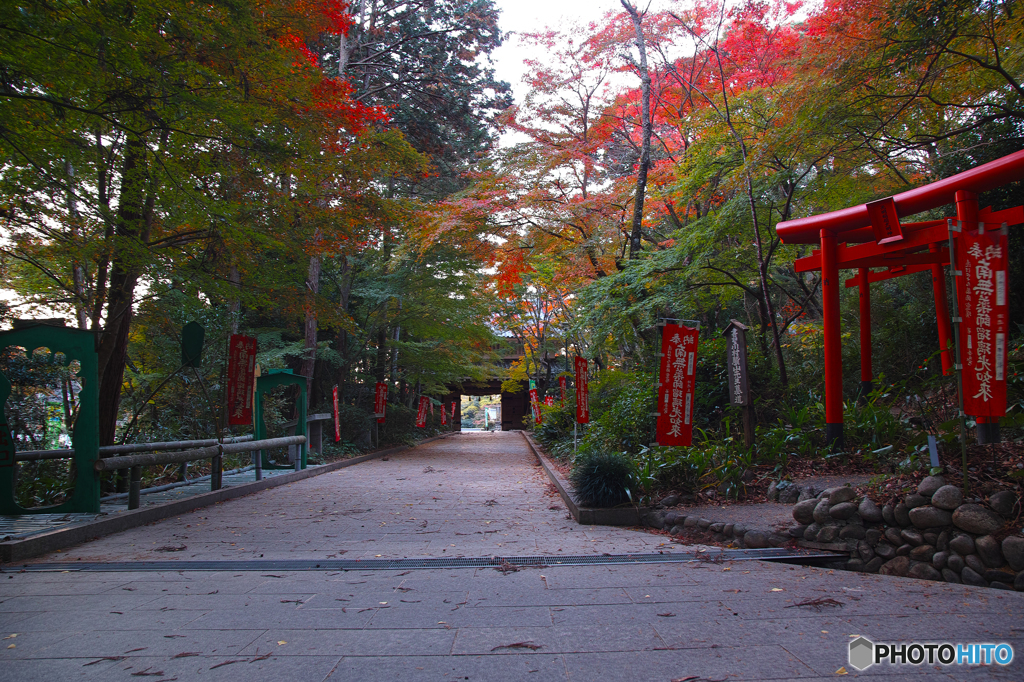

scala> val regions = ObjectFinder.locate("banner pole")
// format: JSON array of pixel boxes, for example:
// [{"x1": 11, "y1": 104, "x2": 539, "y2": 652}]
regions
[{"x1": 946, "y1": 218, "x2": 968, "y2": 497}]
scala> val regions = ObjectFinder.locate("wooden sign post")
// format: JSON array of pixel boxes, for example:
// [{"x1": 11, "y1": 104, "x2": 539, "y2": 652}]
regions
[{"x1": 723, "y1": 320, "x2": 754, "y2": 447}]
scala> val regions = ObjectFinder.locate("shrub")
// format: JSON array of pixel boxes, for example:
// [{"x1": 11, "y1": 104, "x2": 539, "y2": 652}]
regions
[{"x1": 570, "y1": 451, "x2": 635, "y2": 507}]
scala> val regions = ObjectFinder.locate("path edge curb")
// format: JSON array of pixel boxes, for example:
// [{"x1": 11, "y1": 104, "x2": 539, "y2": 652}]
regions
[
  {"x1": 1, "y1": 433, "x2": 453, "y2": 564},
  {"x1": 519, "y1": 431, "x2": 649, "y2": 526}
]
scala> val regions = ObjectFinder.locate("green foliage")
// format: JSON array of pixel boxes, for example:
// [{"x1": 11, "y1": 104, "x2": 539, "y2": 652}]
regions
[{"x1": 569, "y1": 451, "x2": 636, "y2": 508}]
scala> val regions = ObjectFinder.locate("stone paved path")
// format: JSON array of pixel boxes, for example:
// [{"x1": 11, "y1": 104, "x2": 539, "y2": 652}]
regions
[{"x1": 2, "y1": 433, "x2": 1022, "y2": 680}]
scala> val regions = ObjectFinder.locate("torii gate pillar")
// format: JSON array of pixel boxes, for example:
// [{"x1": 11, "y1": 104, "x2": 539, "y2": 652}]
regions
[{"x1": 821, "y1": 229, "x2": 844, "y2": 449}]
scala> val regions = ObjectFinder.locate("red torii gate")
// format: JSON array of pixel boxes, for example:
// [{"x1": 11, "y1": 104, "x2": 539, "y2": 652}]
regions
[{"x1": 776, "y1": 150, "x2": 1024, "y2": 448}]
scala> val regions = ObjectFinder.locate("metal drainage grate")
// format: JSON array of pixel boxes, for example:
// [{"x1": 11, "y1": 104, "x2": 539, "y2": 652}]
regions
[{"x1": 8, "y1": 548, "x2": 840, "y2": 573}]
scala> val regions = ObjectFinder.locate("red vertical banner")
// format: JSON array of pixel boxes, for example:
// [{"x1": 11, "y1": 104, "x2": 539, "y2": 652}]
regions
[
  {"x1": 332, "y1": 385, "x2": 341, "y2": 442},
  {"x1": 226, "y1": 335, "x2": 257, "y2": 426},
  {"x1": 374, "y1": 382, "x2": 387, "y2": 424},
  {"x1": 558, "y1": 376, "x2": 567, "y2": 403},
  {"x1": 441, "y1": 403, "x2": 448, "y2": 425},
  {"x1": 574, "y1": 356, "x2": 590, "y2": 424},
  {"x1": 451, "y1": 401, "x2": 457, "y2": 418},
  {"x1": 529, "y1": 388, "x2": 542, "y2": 424},
  {"x1": 957, "y1": 226, "x2": 1009, "y2": 417},
  {"x1": 416, "y1": 396, "x2": 429, "y2": 428},
  {"x1": 656, "y1": 324, "x2": 700, "y2": 446},
  {"x1": 544, "y1": 395, "x2": 554, "y2": 406}
]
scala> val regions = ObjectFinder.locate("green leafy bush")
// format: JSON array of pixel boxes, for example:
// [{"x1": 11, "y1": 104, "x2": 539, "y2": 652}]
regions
[{"x1": 570, "y1": 451, "x2": 635, "y2": 507}]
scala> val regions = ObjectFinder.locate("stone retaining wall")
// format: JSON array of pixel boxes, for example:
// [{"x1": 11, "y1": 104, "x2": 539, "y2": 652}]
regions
[
  {"x1": 787, "y1": 476, "x2": 1023, "y2": 590},
  {"x1": 641, "y1": 508, "x2": 793, "y2": 550}
]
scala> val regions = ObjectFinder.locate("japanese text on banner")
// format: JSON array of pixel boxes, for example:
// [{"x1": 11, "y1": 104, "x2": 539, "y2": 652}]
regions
[{"x1": 656, "y1": 324, "x2": 699, "y2": 447}]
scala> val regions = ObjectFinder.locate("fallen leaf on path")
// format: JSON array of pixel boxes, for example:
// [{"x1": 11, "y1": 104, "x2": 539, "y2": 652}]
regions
[
  {"x1": 671, "y1": 677, "x2": 699, "y2": 682},
  {"x1": 84, "y1": 656, "x2": 126, "y2": 666},
  {"x1": 657, "y1": 613, "x2": 676, "y2": 617},
  {"x1": 172, "y1": 652, "x2": 200, "y2": 658},
  {"x1": 786, "y1": 598, "x2": 844, "y2": 611},
  {"x1": 770, "y1": 588, "x2": 784, "y2": 592},
  {"x1": 209, "y1": 660, "x2": 245, "y2": 670},
  {"x1": 130, "y1": 668, "x2": 165, "y2": 676},
  {"x1": 835, "y1": 667, "x2": 848, "y2": 675},
  {"x1": 491, "y1": 641, "x2": 542, "y2": 651},
  {"x1": 154, "y1": 545, "x2": 186, "y2": 552}
]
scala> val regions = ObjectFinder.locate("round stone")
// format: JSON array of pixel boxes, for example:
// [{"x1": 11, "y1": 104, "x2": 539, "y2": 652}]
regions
[
  {"x1": 991, "y1": 581, "x2": 1014, "y2": 590},
  {"x1": 796, "y1": 488, "x2": 815, "y2": 503},
  {"x1": 864, "y1": 557, "x2": 884, "y2": 573},
  {"x1": 896, "y1": 544, "x2": 912, "y2": 557},
  {"x1": 697, "y1": 518, "x2": 712, "y2": 530},
  {"x1": 900, "y1": 528, "x2": 924, "y2": 546},
  {"x1": 984, "y1": 568, "x2": 1016, "y2": 584},
  {"x1": 931, "y1": 485, "x2": 963, "y2": 510},
  {"x1": 660, "y1": 494, "x2": 681, "y2": 507},
  {"x1": 905, "y1": 493, "x2": 929, "y2": 509},
  {"x1": 779, "y1": 484, "x2": 801, "y2": 504},
  {"x1": 936, "y1": 529, "x2": 951, "y2": 551},
  {"x1": 858, "y1": 497, "x2": 883, "y2": 523},
  {"x1": 865, "y1": 528, "x2": 882, "y2": 545},
  {"x1": 813, "y1": 499, "x2": 832, "y2": 525},
  {"x1": 840, "y1": 525, "x2": 866, "y2": 540},
  {"x1": 917, "y1": 475, "x2": 946, "y2": 498},
  {"x1": 882, "y1": 504, "x2": 896, "y2": 525},
  {"x1": 803, "y1": 523, "x2": 821, "y2": 541},
  {"x1": 908, "y1": 563, "x2": 941, "y2": 581},
  {"x1": 683, "y1": 516, "x2": 699, "y2": 528},
  {"x1": 946, "y1": 552, "x2": 965, "y2": 573},
  {"x1": 923, "y1": 531, "x2": 939, "y2": 546},
  {"x1": 743, "y1": 530, "x2": 768, "y2": 548},
  {"x1": 989, "y1": 490, "x2": 1018, "y2": 518},
  {"x1": 960, "y1": 566, "x2": 988, "y2": 587},
  {"x1": 669, "y1": 524, "x2": 685, "y2": 536},
  {"x1": 894, "y1": 503, "x2": 912, "y2": 526},
  {"x1": 1002, "y1": 536, "x2": 1024, "y2": 571},
  {"x1": 817, "y1": 526, "x2": 838, "y2": 543},
  {"x1": 949, "y1": 533, "x2": 975, "y2": 556},
  {"x1": 932, "y1": 551, "x2": 949, "y2": 570},
  {"x1": 874, "y1": 542, "x2": 896, "y2": 560},
  {"x1": 909, "y1": 544, "x2": 935, "y2": 562},
  {"x1": 663, "y1": 511, "x2": 683, "y2": 527},
  {"x1": 952, "y1": 504, "x2": 1004, "y2": 535},
  {"x1": 858, "y1": 541, "x2": 874, "y2": 562},
  {"x1": 732, "y1": 524, "x2": 748, "y2": 538},
  {"x1": 644, "y1": 511, "x2": 667, "y2": 529},
  {"x1": 723, "y1": 523, "x2": 735, "y2": 537},
  {"x1": 845, "y1": 558, "x2": 865, "y2": 571},
  {"x1": 879, "y1": 556, "x2": 911, "y2": 577},
  {"x1": 788, "y1": 524, "x2": 807, "y2": 538},
  {"x1": 830, "y1": 502, "x2": 858, "y2": 520},
  {"x1": 792, "y1": 499, "x2": 817, "y2": 525},
  {"x1": 885, "y1": 528, "x2": 903, "y2": 546},
  {"x1": 975, "y1": 535, "x2": 1004, "y2": 568},
  {"x1": 828, "y1": 487, "x2": 857, "y2": 504},
  {"x1": 965, "y1": 554, "x2": 987, "y2": 576},
  {"x1": 909, "y1": 506, "x2": 953, "y2": 529},
  {"x1": 709, "y1": 522, "x2": 724, "y2": 533},
  {"x1": 1016, "y1": 570, "x2": 1024, "y2": 592},
  {"x1": 768, "y1": 533, "x2": 789, "y2": 547},
  {"x1": 942, "y1": 568, "x2": 961, "y2": 584}
]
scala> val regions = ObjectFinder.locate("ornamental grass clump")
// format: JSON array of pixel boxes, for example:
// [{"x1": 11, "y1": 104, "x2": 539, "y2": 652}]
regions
[{"x1": 570, "y1": 451, "x2": 635, "y2": 508}]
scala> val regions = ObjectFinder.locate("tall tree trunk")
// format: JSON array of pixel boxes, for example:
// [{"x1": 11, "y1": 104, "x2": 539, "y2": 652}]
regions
[
  {"x1": 96, "y1": 136, "x2": 150, "y2": 446},
  {"x1": 301, "y1": 238, "x2": 321, "y2": 406},
  {"x1": 622, "y1": 0, "x2": 652, "y2": 260}
]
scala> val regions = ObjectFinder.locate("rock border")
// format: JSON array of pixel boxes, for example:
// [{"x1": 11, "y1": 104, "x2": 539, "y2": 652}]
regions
[{"x1": 785, "y1": 475, "x2": 1024, "y2": 591}]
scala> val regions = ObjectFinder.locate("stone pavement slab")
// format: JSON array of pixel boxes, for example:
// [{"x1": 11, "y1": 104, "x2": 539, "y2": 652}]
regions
[{"x1": 1, "y1": 433, "x2": 1021, "y2": 680}]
